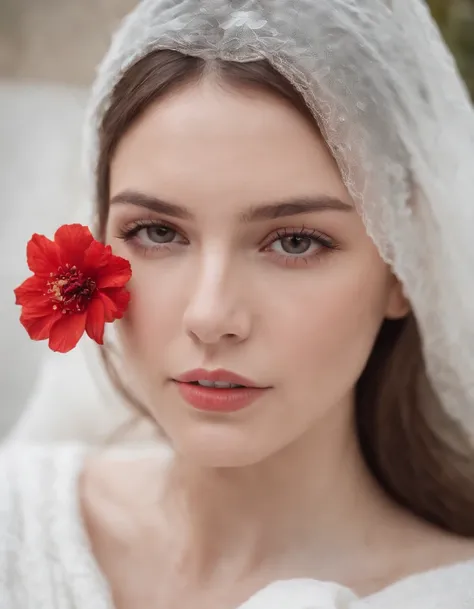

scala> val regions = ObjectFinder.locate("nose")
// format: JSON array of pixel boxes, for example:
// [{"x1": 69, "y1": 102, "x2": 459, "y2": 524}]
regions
[{"x1": 182, "y1": 251, "x2": 251, "y2": 346}]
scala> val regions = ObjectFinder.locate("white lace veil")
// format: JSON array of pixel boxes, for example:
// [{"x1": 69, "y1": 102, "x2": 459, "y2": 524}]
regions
[{"x1": 84, "y1": 0, "x2": 474, "y2": 439}]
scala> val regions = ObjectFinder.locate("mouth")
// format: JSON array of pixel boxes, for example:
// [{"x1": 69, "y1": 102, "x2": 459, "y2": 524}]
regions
[
  {"x1": 186, "y1": 380, "x2": 247, "y2": 389},
  {"x1": 173, "y1": 368, "x2": 270, "y2": 413},
  {"x1": 175, "y1": 368, "x2": 261, "y2": 387}
]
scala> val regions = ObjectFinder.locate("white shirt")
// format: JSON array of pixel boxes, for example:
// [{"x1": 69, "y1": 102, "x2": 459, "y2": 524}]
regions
[{"x1": 1, "y1": 444, "x2": 474, "y2": 608}]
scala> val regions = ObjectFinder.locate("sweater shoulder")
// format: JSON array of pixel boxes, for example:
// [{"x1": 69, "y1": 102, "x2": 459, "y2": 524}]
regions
[{"x1": 0, "y1": 443, "x2": 89, "y2": 605}]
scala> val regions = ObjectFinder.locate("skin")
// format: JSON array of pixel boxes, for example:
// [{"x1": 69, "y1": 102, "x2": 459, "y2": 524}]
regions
[{"x1": 82, "y1": 78, "x2": 474, "y2": 609}]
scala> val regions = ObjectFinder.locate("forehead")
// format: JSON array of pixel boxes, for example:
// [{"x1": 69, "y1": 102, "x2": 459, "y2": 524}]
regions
[{"x1": 110, "y1": 79, "x2": 349, "y2": 207}]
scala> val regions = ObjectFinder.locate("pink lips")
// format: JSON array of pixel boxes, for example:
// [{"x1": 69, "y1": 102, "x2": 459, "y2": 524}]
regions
[{"x1": 174, "y1": 368, "x2": 269, "y2": 413}]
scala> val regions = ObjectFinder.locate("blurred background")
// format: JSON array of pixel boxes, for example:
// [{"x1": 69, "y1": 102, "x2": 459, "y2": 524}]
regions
[
  {"x1": 0, "y1": 0, "x2": 473, "y2": 440},
  {"x1": 0, "y1": 0, "x2": 138, "y2": 439}
]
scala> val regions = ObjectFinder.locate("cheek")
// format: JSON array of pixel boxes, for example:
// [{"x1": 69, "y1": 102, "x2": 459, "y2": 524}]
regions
[
  {"x1": 273, "y1": 255, "x2": 391, "y2": 398},
  {"x1": 117, "y1": 261, "x2": 185, "y2": 369}
]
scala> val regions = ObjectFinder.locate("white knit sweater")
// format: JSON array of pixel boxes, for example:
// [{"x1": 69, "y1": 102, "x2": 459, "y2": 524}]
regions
[{"x1": 1, "y1": 444, "x2": 474, "y2": 609}]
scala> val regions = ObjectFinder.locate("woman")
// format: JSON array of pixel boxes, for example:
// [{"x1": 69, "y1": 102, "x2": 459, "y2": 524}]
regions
[{"x1": 3, "y1": 0, "x2": 474, "y2": 607}]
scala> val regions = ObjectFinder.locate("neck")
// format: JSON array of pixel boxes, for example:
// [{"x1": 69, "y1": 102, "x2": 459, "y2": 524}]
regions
[{"x1": 158, "y1": 401, "x2": 402, "y2": 583}]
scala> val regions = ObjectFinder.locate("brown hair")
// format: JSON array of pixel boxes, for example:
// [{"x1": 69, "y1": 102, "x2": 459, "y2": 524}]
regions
[{"x1": 97, "y1": 50, "x2": 474, "y2": 535}]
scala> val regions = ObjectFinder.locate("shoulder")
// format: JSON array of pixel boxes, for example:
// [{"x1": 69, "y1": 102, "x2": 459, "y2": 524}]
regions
[
  {"x1": 429, "y1": 532, "x2": 474, "y2": 567},
  {"x1": 0, "y1": 443, "x2": 89, "y2": 586},
  {"x1": 0, "y1": 442, "x2": 88, "y2": 513},
  {"x1": 0, "y1": 441, "x2": 88, "y2": 502},
  {"x1": 365, "y1": 559, "x2": 474, "y2": 607},
  {"x1": 365, "y1": 532, "x2": 474, "y2": 607}
]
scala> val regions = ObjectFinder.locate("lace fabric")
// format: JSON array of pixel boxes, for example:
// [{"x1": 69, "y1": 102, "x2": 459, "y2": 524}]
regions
[{"x1": 83, "y1": 0, "x2": 474, "y2": 439}]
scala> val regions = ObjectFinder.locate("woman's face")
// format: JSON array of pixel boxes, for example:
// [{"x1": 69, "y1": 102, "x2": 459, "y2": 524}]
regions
[{"x1": 107, "y1": 78, "x2": 408, "y2": 466}]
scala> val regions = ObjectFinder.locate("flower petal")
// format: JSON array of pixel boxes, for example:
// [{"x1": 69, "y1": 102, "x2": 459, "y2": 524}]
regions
[
  {"x1": 96, "y1": 255, "x2": 132, "y2": 289},
  {"x1": 85, "y1": 297, "x2": 105, "y2": 345},
  {"x1": 82, "y1": 240, "x2": 113, "y2": 275},
  {"x1": 20, "y1": 302, "x2": 57, "y2": 319},
  {"x1": 48, "y1": 312, "x2": 87, "y2": 353},
  {"x1": 99, "y1": 288, "x2": 131, "y2": 322},
  {"x1": 20, "y1": 310, "x2": 62, "y2": 341},
  {"x1": 99, "y1": 292, "x2": 119, "y2": 322},
  {"x1": 54, "y1": 224, "x2": 94, "y2": 268},
  {"x1": 26, "y1": 234, "x2": 60, "y2": 277},
  {"x1": 14, "y1": 275, "x2": 48, "y2": 306}
]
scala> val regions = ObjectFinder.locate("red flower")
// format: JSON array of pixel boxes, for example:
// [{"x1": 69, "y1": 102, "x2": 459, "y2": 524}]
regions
[{"x1": 14, "y1": 224, "x2": 132, "y2": 353}]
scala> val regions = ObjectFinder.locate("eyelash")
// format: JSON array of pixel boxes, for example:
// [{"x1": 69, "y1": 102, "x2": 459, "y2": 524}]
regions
[
  {"x1": 117, "y1": 219, "x2": 187, "y2": 255},
  {"x1": 117, "y1": 220, "x2": 339, "y2": 266},
  {"x1": 262, "y1": 227, "x2": 339, "y2": 266}
]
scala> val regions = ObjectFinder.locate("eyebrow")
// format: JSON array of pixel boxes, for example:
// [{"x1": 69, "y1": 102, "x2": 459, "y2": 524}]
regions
[
  {"x1": 110, "y1": 190, "x2": 353, "y2": 221},
  {"x1": 241, "y1": 196, "x2": 353, "y2": 221},
  {"x1": 110, "y1": 190, "x2": 192, "y2": 219}
]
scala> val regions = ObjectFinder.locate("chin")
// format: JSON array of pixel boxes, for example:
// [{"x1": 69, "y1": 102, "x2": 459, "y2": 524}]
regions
[{"x1": 166, "y1": 424, "x2": 279, "y2": 468}]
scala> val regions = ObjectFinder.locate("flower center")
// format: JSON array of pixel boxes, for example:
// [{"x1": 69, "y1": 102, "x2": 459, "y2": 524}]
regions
[{"x1": 47, "y1": 265, "x2": 96, "y2": 314}]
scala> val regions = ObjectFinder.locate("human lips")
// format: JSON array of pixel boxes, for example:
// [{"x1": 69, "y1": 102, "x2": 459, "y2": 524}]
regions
[
  {"x1": 173, "y1": 368, "x2": 270, "y2": 412},
  {"x1": 175, "y1": 368, "x2": 262, "y2": 388}
]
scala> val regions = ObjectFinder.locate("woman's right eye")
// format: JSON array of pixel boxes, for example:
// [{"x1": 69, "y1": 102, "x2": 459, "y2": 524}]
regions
[
  {"x1": 140, "y1": 225, "x2": 179, "y2": 244},
  {"x1": 118, "y1": 221, "x2": 187, "y2": 250}
]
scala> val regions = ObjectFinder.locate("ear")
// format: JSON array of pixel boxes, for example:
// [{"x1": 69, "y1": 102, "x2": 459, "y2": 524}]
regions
[{"x1": 385, "y1": 276, "x2": 411, "y2": 320}]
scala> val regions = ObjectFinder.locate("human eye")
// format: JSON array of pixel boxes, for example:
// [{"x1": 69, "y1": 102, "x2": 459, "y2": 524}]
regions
[
  {"x1": 262, "y1": 227, "x2": 339, "y2": 267},
  {"x1": 117, "y1": 219, "x2": 188, "y2": 254}
]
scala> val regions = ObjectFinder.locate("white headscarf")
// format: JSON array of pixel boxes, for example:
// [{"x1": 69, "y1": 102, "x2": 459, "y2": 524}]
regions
[{"x1": 83, "y1": 0, "x2": 474, "y2": 440}]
